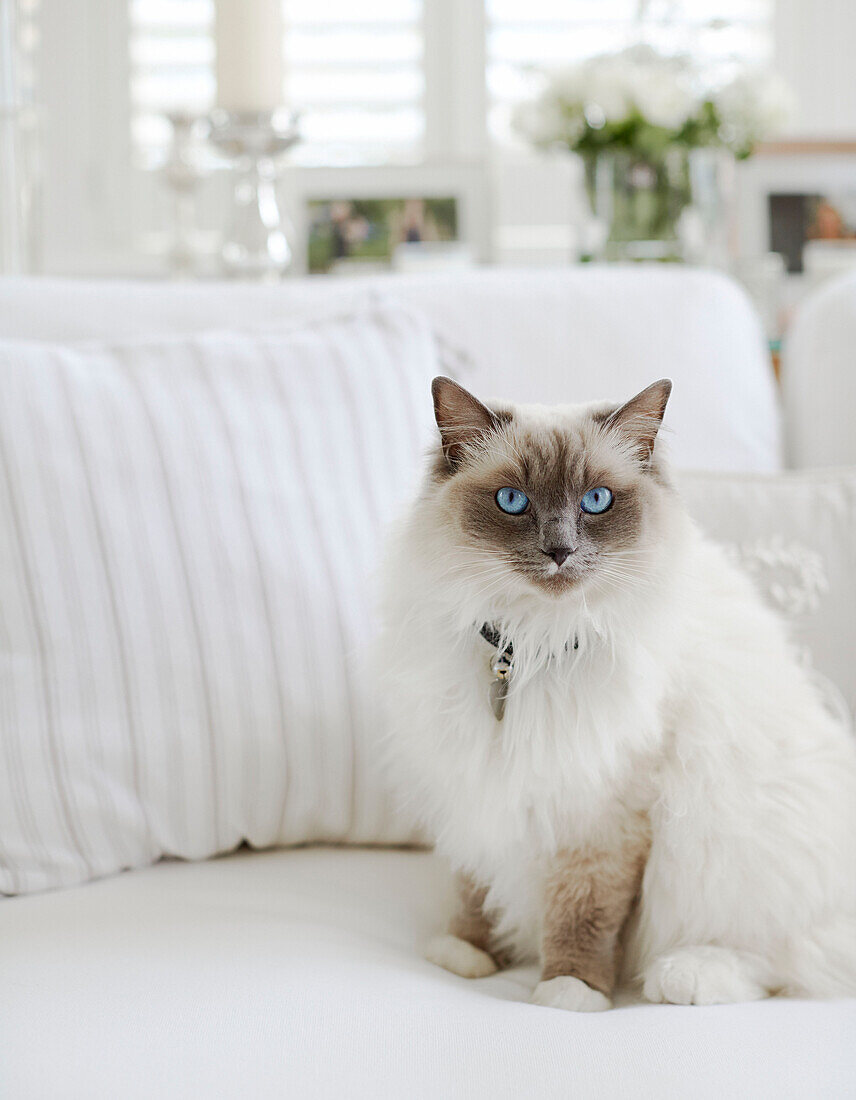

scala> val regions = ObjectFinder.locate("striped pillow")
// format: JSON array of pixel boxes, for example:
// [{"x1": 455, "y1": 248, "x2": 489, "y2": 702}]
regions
[{"x1": 0, "y1": 306, "x2": 439, "y2": 894}]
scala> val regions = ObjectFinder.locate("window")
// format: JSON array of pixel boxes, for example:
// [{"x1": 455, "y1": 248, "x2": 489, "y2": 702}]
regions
[
  {"x1": 487, "y1": 0, "x2": 773, "y2": 143},
  {"x1": 45, "y1": 0, "x2": 784, "y2": 272},
  {"x1": 129, "y1": 0, "x2": 425, "y2": 167},
  {"x1": 130, "y1": 0, "x2": 774, "y2": 167}
]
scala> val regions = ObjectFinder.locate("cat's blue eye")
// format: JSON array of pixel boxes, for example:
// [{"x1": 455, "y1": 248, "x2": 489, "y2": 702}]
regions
[
  {"x1": 580, "y1": 487, "x2": 614, "y2": 515},
  {"x1": 495, "y1": 487, "x2": 529, "y2": 515}
]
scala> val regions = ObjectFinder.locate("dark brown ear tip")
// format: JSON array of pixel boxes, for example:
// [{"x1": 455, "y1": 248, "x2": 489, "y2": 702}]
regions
[
  {"x1": 650, "y1": 379, "x2": 673, "y2": 410},
  {"x1": 431, "y1": 375, "x2": 456, "y2": 395}
]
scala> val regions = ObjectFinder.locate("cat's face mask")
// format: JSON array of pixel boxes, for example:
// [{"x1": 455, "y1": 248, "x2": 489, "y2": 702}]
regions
[{"x1": 430, "y1": 376, "x2": 672, "y2": 597}]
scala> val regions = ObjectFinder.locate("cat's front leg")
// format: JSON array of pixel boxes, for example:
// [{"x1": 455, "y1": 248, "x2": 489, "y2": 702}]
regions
[
  {"x1": 532, "y1": 833, "x2": 648, "y2": 1012},
  {"x1": 425, "y1": 873, "x2": 505, "y2": 979}
]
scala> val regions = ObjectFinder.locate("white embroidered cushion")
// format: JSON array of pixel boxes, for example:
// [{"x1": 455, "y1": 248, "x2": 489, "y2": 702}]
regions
[
  {"x1": 0, "y1": 306, "x2": 439, "y2": 894},
  {"x1": 677, "y1": 468, "x2": 856, "y2": 721}
]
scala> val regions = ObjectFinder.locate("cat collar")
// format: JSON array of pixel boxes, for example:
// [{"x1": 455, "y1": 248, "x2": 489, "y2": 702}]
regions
[{"x1": 479, "y1": 623, "x2": 579, "y2": 723}]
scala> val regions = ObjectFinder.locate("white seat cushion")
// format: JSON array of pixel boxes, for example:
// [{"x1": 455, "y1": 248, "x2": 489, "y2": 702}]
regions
[{"x1": 2, "y1": 847, "x2": 853, "y2": 1099}]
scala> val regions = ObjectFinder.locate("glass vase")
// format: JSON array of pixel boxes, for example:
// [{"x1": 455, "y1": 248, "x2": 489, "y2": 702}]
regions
[{"x1": 585, "y1": 148, "x2": 693, "y2": 262}]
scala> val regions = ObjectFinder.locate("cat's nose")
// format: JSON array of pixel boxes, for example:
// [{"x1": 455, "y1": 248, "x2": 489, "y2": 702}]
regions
[{"x1": 544, "y1": 546, "x2": 573, "y2": 567}]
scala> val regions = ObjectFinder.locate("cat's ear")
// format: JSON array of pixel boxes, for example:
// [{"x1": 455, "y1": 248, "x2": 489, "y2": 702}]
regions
[
  {"x1": 431, "y1": 376, "x2": 500, "y2": 469},
  {"x1": 604, "y1": 379, "x2": 672, "y2": 461}
]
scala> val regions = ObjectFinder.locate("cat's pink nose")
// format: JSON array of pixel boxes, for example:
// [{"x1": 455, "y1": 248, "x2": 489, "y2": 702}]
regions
[{"x1": 545, "y1": 547, "x2": 572, "y2": 567}]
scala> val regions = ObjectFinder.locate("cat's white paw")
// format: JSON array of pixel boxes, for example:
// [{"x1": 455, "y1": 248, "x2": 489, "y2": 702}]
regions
[
  {"x1": 425, "y1": 934, "x2": 498, "y2": 978},
  {"x1": 532, "y1": 976, "x2": 612, "y2": 1012},
  {"x1": 643, "y1": 946, "x2": 768, "y2": 1006}
]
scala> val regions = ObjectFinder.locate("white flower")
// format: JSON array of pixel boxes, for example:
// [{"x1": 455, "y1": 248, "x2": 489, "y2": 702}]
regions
[
  {"x1": 549, "y1": 65, "x2": 588, "y2": 106},
  {"x1": 512, "y1": 45, "x2": 791, "y2": 159},
  {"x1": 511, "y1": 91, "x2": 584, "y2": 149},
  {"x1": 528, "y1": 47, "x2": 700, "y2": 140},
  {"x1": 511, "y1": 97, "x2": 556, "y2": 147},
  {"x1": 715, "y1": 70, "x2": 795, "y2": 153},
  {"x1": 630, "y1": 66, "x2": 698, "y2": 129},
  {"x1": 618, "y1": 47, "x2": 699, "y2": 129},
  {"x1": 585, "y1": 58, "x2": 633, "y2": 123}
]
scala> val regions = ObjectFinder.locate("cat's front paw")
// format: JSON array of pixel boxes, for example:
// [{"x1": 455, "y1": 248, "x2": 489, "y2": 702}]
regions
[
  {"x1": 532, "y1": 976, "x2": 612, "y2": 1012},
  {"x1": 425, "y1": 934, "x2": 498, "y2": 978},
  {"x1": 643, "y1": 946, "x2": 768, "y2": 1006}
]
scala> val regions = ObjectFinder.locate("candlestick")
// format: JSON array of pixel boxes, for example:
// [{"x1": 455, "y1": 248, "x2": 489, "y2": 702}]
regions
[
  {"x1": 0, "y1": 0, "x2": 39, "y2": 274},
  {"x1": 162, "y1": 112, "x2": 210, "y2": 277},
  {"x1": 215, "y1": 0, "x2": 284, "y2": 113},
  {"x1": 208, "y1": 107, "x2": 299, "y2": 280}
]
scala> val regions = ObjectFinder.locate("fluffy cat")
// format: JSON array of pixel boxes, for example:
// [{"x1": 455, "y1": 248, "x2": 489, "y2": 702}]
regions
[{"x1": 377, "y1": 376, "x2": 856, "y2": 1011}]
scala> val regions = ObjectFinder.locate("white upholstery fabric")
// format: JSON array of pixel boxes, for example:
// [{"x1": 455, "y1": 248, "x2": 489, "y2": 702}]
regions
[
  {"x1": 678, "y1": 468, "x2": 856, "y2": 719},
  {"x1": 0, "y1": 307, "x2": 436, "y2": 895},
  {"x1": 0, "y1": 267, "x2": 782, "y2": 472},
  {"x1": 783, "y1": 271, "x2": 856, "y2": 468},
  {"x1": 1, "y1": 846, "x2": 853, "y2": 1100},
  {"x1": 2, "y1": 271, "x2": 837, "y2": 1099}
]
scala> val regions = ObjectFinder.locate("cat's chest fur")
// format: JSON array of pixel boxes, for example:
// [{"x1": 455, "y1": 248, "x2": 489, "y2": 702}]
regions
[{"x1": 397, "y1": 624, "x2": 667, "y2": 877}]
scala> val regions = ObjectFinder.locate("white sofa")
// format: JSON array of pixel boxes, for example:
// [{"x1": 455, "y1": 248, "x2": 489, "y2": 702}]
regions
[
  {"x1": 782, "y1": 268, "x2": 856, "y2": 468},
  {"x1": 1, "y1": 268, "x2": 854, "y2": 1099}
]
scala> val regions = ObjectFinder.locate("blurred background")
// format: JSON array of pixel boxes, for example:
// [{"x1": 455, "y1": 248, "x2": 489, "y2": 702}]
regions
[{"x1": 1, "y1": 0, "x2": 855, "y2": 346}]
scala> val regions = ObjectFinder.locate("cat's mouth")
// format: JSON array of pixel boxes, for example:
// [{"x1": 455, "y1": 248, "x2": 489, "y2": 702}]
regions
[
  {"x1": 516, "y1": 557, "x2": 591, "y2": 594},
  {"x1": 536, "y1": 570, "x2": 584, "y2": 593}
]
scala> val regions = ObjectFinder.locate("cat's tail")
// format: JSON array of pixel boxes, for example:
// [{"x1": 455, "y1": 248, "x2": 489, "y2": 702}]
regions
[{"x1": 780, "y1": 914, "x2": 856, "y2": 997}]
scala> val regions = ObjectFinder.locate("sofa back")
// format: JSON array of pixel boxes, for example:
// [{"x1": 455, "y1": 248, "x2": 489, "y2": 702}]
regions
[
  {"x1": 0, "y1": 266, "x2": 781, "y2": 472},
  {"x1": 783, "y1": 270, "x2": 856, "y2": 468}
]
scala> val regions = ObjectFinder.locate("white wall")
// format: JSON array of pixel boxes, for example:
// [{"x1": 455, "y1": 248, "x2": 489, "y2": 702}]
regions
[{"x1": 775, "y1": 0, "x2": 856, "y2": 137}]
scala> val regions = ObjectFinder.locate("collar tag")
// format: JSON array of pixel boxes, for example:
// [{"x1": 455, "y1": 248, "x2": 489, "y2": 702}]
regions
[
  {"x1": 488, "y1": 675, "x2": 509, "y2": 722},
  {"x1": 481, "y1": 623, "x2": 513, "y2": 722},
  {"x1": 479, "y1": 622, "x2": 579, "y2": 723}
]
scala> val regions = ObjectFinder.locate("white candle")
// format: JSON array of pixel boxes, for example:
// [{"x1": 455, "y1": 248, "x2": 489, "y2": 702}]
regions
[{"x1": 215, "y1": 0, "x2": 284, "y2": 113}]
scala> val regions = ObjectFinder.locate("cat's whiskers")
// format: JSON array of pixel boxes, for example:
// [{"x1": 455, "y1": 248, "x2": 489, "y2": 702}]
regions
[
  {"x1": 431, "y1": 552, "x2": 514, "y2": 583},
  {"x1": 595, "y1": 566, "x2": 651, "y2": 590},
  {"x1": 464, "y1": 569, "x2": 518, "y2": 603}
]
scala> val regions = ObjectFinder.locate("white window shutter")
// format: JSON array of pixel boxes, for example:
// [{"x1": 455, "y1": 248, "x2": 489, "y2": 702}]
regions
[{"x1": 129, "y1": 0, "x2": 424, "y2": 166}]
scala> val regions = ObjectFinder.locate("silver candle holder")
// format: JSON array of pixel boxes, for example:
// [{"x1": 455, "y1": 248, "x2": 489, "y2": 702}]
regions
[
  {"x1": 0, "y1": 0, "x2": 40, "y2": 274},
  {"x1": 163, "y1": 111, "x2": 210, "y2": 277},
  {"x1": 208, "y1": 108, "x2": 299, "y2": 280}
]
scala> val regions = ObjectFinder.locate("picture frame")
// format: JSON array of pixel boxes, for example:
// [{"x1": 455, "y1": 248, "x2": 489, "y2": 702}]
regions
[
  {"x1": 284, "y1": 165, "x2": 488, "y2": 277},
  {"x1": 735, "y1": 141, "x2": 856, "y2": 277},
  {"x1": 306, "y1": 196, "x2": 460, "y2": 275}
]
